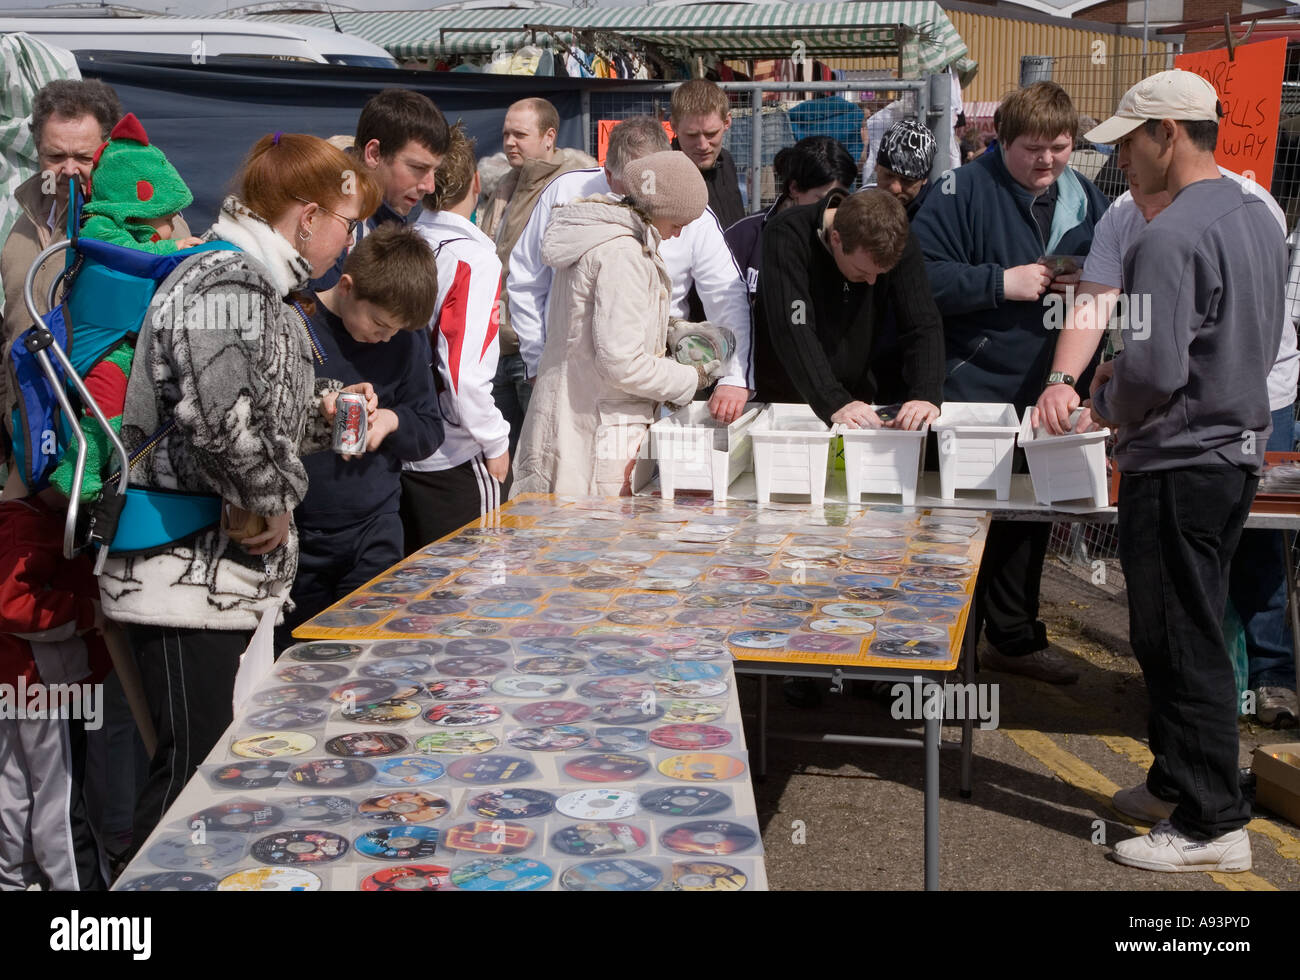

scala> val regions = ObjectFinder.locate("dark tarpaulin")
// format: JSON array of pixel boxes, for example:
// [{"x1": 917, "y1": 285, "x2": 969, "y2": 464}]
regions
[{"x1": 77, "y1": 55, "x2": 662, "y2": 230}]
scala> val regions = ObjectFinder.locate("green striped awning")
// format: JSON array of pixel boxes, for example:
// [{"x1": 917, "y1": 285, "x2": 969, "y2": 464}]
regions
[
  {"x1": 0, "y1": 33, "x2": 80, "y2": 291},
  {"x1": 261, "y1": 1, "x2": 970, "y2": 76}
]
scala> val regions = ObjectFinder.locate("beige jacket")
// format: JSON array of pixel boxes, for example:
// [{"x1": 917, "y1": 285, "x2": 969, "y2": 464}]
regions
[
  {"x1": 1, "y1": 173, "x2": 190, "y2": 428},
  {"x1": 511, "y1": 197, "x2": 698, "y2": 497}
]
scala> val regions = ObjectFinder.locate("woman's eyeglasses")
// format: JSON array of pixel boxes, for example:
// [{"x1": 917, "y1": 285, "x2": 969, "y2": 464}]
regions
[{"x1": 292, "y1": 196, "x2": 361, "y2": 235}]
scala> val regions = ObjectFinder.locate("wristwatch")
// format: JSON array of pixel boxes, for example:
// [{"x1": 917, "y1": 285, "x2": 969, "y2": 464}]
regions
[{"x1": 1045, "y1": 372, "x2": 1076, "y2": 387}]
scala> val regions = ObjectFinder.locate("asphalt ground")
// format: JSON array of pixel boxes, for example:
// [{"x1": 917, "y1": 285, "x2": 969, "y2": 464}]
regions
[{"x1": 740, "y1": 560, "x2": 1300, "y2": 892}]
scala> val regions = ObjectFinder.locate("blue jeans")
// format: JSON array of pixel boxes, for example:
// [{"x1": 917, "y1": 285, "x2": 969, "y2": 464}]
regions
[
  {"x1": 1228, "y1": 403, "x2": 1297, "y2": 689},
  {"x1": 492, "y1": 352, "x2": 532, "y2": 458},
  {"x1": 1119, "y1": 465, "x2": 1257, "y2": 838}
]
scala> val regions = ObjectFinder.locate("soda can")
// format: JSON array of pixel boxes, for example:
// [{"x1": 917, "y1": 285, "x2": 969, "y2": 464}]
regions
[{"x1": 333, "y1": 391, "x2": 368, "y2": 454}]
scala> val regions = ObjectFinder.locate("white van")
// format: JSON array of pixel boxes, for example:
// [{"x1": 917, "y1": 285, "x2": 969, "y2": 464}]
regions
[{"x1": 0, "y1": 16, "x2": 399, "y2": 67}]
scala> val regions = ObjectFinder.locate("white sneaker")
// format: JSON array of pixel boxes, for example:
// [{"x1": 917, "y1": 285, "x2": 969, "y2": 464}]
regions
[
  {"x1": 1112, "y1": 783, "x2": 1176, "y2": 823},
  {"x1": 1112, "y1": 820, "x2": 1252, "y2": 873}
]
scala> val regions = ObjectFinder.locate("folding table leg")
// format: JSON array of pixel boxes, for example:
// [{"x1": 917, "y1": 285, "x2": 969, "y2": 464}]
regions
[
  {"x1": 960, "y1": 606, "x2": 978, "y2": 799},
  {"x1": 758, "y1": 672, "x2": 768, "y2": 780},
  {"x1": 924, "y1": 710, "x2": 940, "y2": 891}
]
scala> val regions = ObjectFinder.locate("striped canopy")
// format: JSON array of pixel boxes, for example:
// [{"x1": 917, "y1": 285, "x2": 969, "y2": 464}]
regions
[{"x1": 262, "y1": 1, "x2": 970, "y2": 76}]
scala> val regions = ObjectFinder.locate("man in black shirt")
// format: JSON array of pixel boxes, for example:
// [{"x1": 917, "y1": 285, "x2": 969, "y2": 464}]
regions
[{"x1": 671, "y1": 80, "x2": 745, "y2": 230}]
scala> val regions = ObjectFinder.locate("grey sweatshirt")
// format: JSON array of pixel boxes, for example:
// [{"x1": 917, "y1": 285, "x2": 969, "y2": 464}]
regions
[{"x1": 1092, "y1": 177, "x2": 1285, "y2": 473}]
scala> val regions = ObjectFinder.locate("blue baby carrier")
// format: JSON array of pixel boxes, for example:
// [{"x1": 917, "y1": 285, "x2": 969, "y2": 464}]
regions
[{"x1": 7, "y1": 182, "x2": 237, "y2": 569}]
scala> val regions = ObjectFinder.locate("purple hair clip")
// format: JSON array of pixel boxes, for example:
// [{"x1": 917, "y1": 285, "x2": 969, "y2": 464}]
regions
[{"x1": 272, "y1": 132, "x2": 282, "y2": 145}]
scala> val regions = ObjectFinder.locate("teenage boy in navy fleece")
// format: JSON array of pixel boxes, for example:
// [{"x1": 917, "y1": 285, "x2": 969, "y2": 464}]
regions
[{"x1": 281, "y1": 224, "x2": 443, "y2": 642}]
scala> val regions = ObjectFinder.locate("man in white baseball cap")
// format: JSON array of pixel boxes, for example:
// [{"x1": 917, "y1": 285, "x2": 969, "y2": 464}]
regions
[{"x1": 1083, "y1": 69, "x2": 1285, "y2": 873}]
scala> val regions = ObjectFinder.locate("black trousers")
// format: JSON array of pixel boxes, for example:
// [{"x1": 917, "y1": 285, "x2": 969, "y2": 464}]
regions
[
  {"x1": 973, "y1": 520, "x2": 1052, "y2": 657},
  {"x1": 1118, "y1": 466, "x2": 1257, "y2": 839},
  {"x1": 129, "y1": 625, "x2": 247, "y2": 852},
  {"x1": 400, "y1": 456, "x2": 507, "y2": 554}
]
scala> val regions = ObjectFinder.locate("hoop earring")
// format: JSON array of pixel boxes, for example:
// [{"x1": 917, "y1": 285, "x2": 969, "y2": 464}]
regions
[{"x1": 298, "y1": 229, "x2": 312, "y2": 243}]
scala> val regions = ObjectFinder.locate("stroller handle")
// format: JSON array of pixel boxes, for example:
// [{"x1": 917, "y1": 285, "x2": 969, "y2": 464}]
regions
[{"x1": 22, "y1": 239, "x2": 132, "y2": 562}]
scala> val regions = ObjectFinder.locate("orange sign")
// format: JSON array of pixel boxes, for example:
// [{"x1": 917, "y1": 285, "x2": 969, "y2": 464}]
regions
[
  {"x1": 595, "y1": 119, "x2": 675, "y2": 164},
  {"x1": 1175, "y1": 37, "x2": 1286, "y2": 189}
]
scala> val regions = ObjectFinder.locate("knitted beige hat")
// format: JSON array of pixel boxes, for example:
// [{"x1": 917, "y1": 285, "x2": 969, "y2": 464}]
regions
[{"x1": 621, "y1": 150, "x2": 708, "y2": 226}]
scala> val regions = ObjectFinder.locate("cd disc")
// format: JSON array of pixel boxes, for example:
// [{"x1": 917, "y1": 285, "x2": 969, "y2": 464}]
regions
[
  {"x1": 354, "y1": 826, "x2": 441, "y2": 861},
  {"x1": 118, "y1": 872, "x2": 218, "y2": 891},
  {"x1": 280, "y1": 795, "x2": 353, "y2": 824},
  {"x1": 513, "y1": 656, "x2": 587, "y2": 676},
  {"x1": 577, "y1": 678, "x2": 654, "y2": 701},
  {"x1": 276, "y1": 663, "x2": 349, "y2": 683},
  {"x1": 287, "y1": 758, "x2": 376, "y2": 788},
  {"x1": 660, "y1": 820, "x2": 758, "y2": 856},
  {"x1": 192, "y1": 801, "x2": 284, "y2": 833},
  {"x1": 559, "y1": 859, "x2": 662, "y2": 892},
  {"x1": 511, "y1": 700, "x2": 592, "y2": 725},
  {"x1": 658, "y1": 753, "x2": 746, "y2": 781},
  {"x1": 467, "y1": 788, "x2": 555, "y2": 819},
  {"x1": 342, "y1": 699, "x2": 422, "y2": 725},
  {"x1": 445, "y1": 638, "x2": 512, "y2": 657},
  {"x1": 435, "y1": 657, "x2": 508, "y2": 677},
  {"x1": 562, "y1": 753, "x2": 650, "y2": 783},
  {"x1": 218, "y1": 867, "x2": 321, "y2": 891},
  {"x1": 357, "y1": 791, "x2": 450, "y2": 824},
  {"x1": 231, "y1": 732, "x2": 317, "y2": 759},
  {"x1": 556, "y1": 789, "x2": 640, "y2": 820},
  {"x1": 426, "y1": 678, "x2": 492, "y2": 701},
  {"x1": 422, "y1": 702, "x2": 503, "y2": 728},
  {"x1": 359, "y1": 659, "x2": 432, "y2": 680},
  {"x1": 210, "y1": 760, "x2": 291, "y2": 791},
  {"x1": 147, "y1": 832, "x2": 245, "y2": 871},
  {"x1": 442, "y1": 821, "x2": 536, "y2": 855},
  {"x1": 287, "y1": 642, "x2": 363, "y2": 662},
  {"x1": 251, "y1": 830, "x2": 349, "y2": 865},
  {"x1": 585, "y1": 727, "x2": 649, "y2": 752},
  {"x1": 654, "y1": 679, "x2": 728, "y2": 699},
  {"x1": 492, "y1": 675, "x2": 568, "y2": 698},
  {"x1": 446, "y1": 754, "x2": 536, "y2": 783},
  {"x1": 506, "y1": 725, "x2": 589, "y2": 752},
  {"x1": 589, "y1": 701, "x2": 664, "y2": 725},
  {"x1": 329, "y1": 679, "x2": 399, "y2": 705},
  {"x1": 325, "y1": 732, "x2": 410, "y2": 758},
  {"x1": 638, "y1": 787, "x2": 733, "y2": 817},
  {"x1": 414, "y1": 730, "x2": 498, "y2": 755},
  {"x1": 247, "y1": 706, "x2": 328, "y2": 729},
  {"x1": 253, "y1": 685, "x2": 328, "y2": 707},
  {"x1": 371, "y1": 640, "x2": 442, "y2": 659},
  {"x1": 450, "y1": 856, "x2": 552, "y2": 891},
  {"x1": 374, "y1": 757, "x2": 445, "y2": 786},
  {"x1": 667, "y1": 861, "x2": 748, "y2": 891},
  {"x1": 550, "y1": 822, "x2": 648, "y2": 857},
  {"x1": 649, "y1": 724, "x2": 733, "y2": 750},
  {"x1": 360, "y1": 864, "x2": 451, "y2": 891}
]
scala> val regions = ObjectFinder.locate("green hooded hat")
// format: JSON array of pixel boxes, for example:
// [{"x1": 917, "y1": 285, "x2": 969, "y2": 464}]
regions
[{"x1": 82, "y1": 113, "x2": 193, "y2": 222}]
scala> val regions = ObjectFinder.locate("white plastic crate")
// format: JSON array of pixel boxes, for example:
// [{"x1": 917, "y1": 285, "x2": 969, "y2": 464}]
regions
[
  {"x1": 749, "y1": 403, "x2": 836, "y2": 505},
  {"x1": 838, "y1": 414, "x2": 929, "y2": 505},
  {"x1": 1017, "y1": 407, "x2": 1111, "y2": 507},
  {"x1": 651, "y1": 402, "x2": 761, "y2": 502},
  {"x1": 931, "y1": 402, "x2": 1019, "y2": 500}
]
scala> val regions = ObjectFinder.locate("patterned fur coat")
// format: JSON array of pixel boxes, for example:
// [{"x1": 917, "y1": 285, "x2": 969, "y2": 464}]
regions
[{"x1": 99, "y1": 197, "x2": 336, "y2": 630}]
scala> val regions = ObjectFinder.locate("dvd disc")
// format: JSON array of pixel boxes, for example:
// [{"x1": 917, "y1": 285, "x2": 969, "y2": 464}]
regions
[
  {"x1": 492, "y1": 675, "x2": 568, "y2": 698},
  {"x1": 342, "y1": 699, "x2": 422, "y2": 725},
  {"x1": 450, "y1": 856, "x2": 552, "y2": 891},
  {"x1": 876, "y1": 622, "x2": 947, "y2": 642},
  {"x1": 218, "y1": 867, "x2": 321, "y2": 891},
  {"x1": 509, "y1": 623, "x2": 575, "y2": 638},
  {"x1": 577, "y1": 678, "x2": 654, "y2": 701},
  {"x1": 638, "y1": 787, "x2": 732, "y2": 817},
  {"x1": 347, "y1": 594, "x2": 408, "y2": 610},
  {"x1": 513, "y1": 656, "x2": 587, "y2": 676},
  {"x1": 667, "y1": 861, "x2": 747, "y2": 891},
  {"x1": 280, "y1": 795, "x2": 353, "y2": 824},
  {"x1": 843, "y1": 586, "x2": 903, "y2": 602},
  {"x1": 357, "y1": 791, "x2": 450, "y2": 824},
  {"x1": 371, "y1": 640, "x2": 442, "y2": 659},
  {"x1": 551, "y1": 822, "x2": 648, "y2": 857},
  {"x1": 446, "y1": 754, "x2": 536, "y2": 783},
  {"x1": 899, "y1": 579, "x2": 964, "y2": 594},
  {"x1": 588, "y1": 701, "x2": 664, "y2": 725},
  {"x1": 422, "y1": 702, "x2": 503, "y2": 728},
  {"x1": 210, "y1": 760, "x2": 291, "y2": 791},
  {"x1": 246, "y1": 706, "x2": 328, "y2": 729},
  {"x1": 468, "y1": 788, "x2": 555, "y2": 819},
  {"x1": 887, "y1": 606, "x2": 956, "y2": 624},
  {"x1": 414, "y1": 730, "x2": 498, "y2": 755},
  {"x1": 649, "y1": 662, "x2": 726, "y2": 683},
  {"x1": 658, "y1": 753, "x2": 746, "y2": 781},
  {"x1": 654, "y1": 679, "x2": 728, "y2": 699},
  {"x1": 555, "y1": 789, "x2": 639, "y2": 820},
  {"x1": 354, "y1": 826, "x2": 441, "y2": 861},
  {"x1": 562, "y1": 753, "x2": 650, "y2": 783},
  {"x1": 506, "y1": 725, "x2": 589, "y2": 752},
  {"x1": 118, "y1": 871, "x2": 218, "y2": 891},
  {"x1": 511, "y1": 700, "x2": 592, "y2": 725},
  {"x1": 325, "y1": 732, "x2": 409, "y2": 758},
  {"x1": 438, "y1": 620, "x2": 503, "y2": 638},
  {"x1": 649, "y1": 724, "x2": 732, "y2": 750},
  {"x1": 287, "y1": 641, "x2": 363, "y2": 662},
  {"x1": 727, "y1": 630, "x2": 789, "y2": 650},
  {"x1": 275, "y1": 663, "x2": 349, "y2": 684},
  {"x1": 374, "y1": 757, "x2": 445, "y2": 786},
  {"x1": 442, "y1": 820, "x2": 536, "y2": 855},
  {"x1": 251, "y1": 830, "x2": 349, "y2": 865},
  {"x1": 806, "y1": 618, "x2": 875, "y2": 636},
  {"x1": 867, "y1": 638, "x2": 947, "y2": 659},
  {"x1": 253, "y1": 685, "x2": 329, "y2": 707},
  {"x1": 659, "y1": 820, "x2": 757, "y2": 856},
  {"x1": 586, "y1": 727, "x2": 649, "y2": 752},
  {"x1": 782, "y1": 584, "x2": 839, "y2": 599},
  {"x1": 559, "y1": 858, "x2": 663, "y2": 892},
  {"x1": 287, "y1": 758, "x2": 376, "y2": 788},
  {"x1": 573, "y1": 574, "x2": 622, "y2": 590},
  {"x1": 361, "y1": 864, "x2": 451, "y2": 891},
  {"x1": 359, "y1": 659, "x2": 431, "y2": 680},
  {"x1": 614, "y1": 593, "x2": 677, "y2": 609},
  {"x1": 789, "y1": 633, "x2": 858, "y2": 653},
  {"x1": 426, "y1": 678, "x2": 492, "y2": 701},
  {"x1": 231, "y1": 731, "x2": 317, "y2": 759},
  {"x1": 310, "y1": 609, "x2": 384, "y2": 628},
  {"x1": 192, "y1": 801, "x2": 284, "y2": 833},
  {"x1": 662, "y1": 700, "x2": 726, "y2": 724},
  {"x1": 404, "y1": 599, "x2": 471, "y2": 616},
  {"x1": 147, "y1": 832, "x2": 245, "y2": 871},
  {"x1": 435, "y1": 657, "x2": 508, "y2": 677}
]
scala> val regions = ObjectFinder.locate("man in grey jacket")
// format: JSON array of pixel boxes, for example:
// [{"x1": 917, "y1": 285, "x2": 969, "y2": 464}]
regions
[{"x1": 1086, "y1": 70, "x2": 1286, "y2": 873}]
